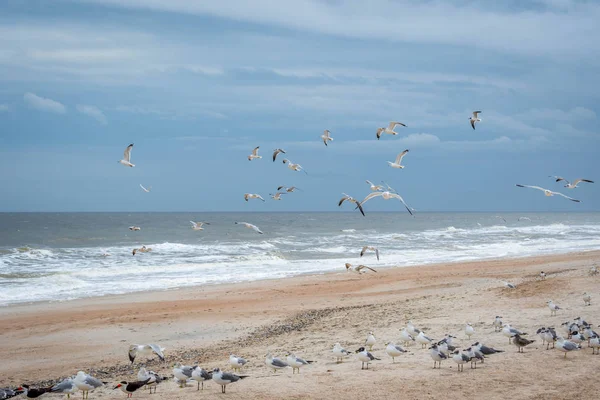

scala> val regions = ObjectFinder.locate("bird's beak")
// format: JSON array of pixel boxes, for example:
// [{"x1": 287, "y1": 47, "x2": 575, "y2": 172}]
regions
[{"x1": 113, "y1": 384, "x2": 121, "y2": 390}]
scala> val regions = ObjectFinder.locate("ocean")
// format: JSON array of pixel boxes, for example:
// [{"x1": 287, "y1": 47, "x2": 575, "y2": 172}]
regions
[{"x1": 1, "y1": 212, "x2": 599, "y2": 306}]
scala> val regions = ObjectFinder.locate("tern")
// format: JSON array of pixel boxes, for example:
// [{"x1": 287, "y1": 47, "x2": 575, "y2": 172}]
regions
[
  {"x1": 385, "y1": 342, "x2": 407, "y2": 363},
  {"x1": 139, "y1": 184, "x2": 151, "y2": 193},
  {"x1": 516, "y1": 184, "x2": 580, "y2": 202},
  {"x1": 16, "y1": 385, "x2": 52, "y2": 398},
  {"x1": 376, "y1": 121, "x2": 406, "y2": 139},
  {"x1": 73, "y1": 371, "x2": 104, "y2": 399},
  {"x1": 191, "y1": 367, "x2": 212, "y2": 390},
  {"x1": 471, "y1": 342, "x2": 504, "y2": 357},
  {"x1": 211, "y1": 368, "x2": 247, "y2": 394},
  {"x1": 282, "y1": 159, "x2": 307, "y2": 174},
  {"x1": 339, "y1": 193, "x2": 365, "y2": 216},
  {"x1": 547, "y1": 300, "x2": 561, "y2": 316},
  {"x1": 272, "y1": 148, "x2": 286, "y2": 162},
  {"x1": 321, "y1": 129, "x2": 333, "y2": 146},
  {"x1": 265, "y1": 353, "x2": 289, "y2": 372},
  {"x1": 190, "y1": 221, "x2": 210, "y2": 231},
  {"x1": 333, "y1": 343, "x2": 352, "y2": 363},
  {"x1": 470, "y1": 111, "x2": 482, "y2": 130},
  {"x1": 365, "y1": 180, "x2": 384, "y2": 191},
  {"x1": 429, "y1": 344, "x2": 447, "y2": 368},
  {"x1": 248, "y1": 146, "x2": 262, "y2": 161},
  {"x1": 118, "y1": 143, "x2": 135, "y2": 167},
  {"x1": 360, "y1": 246, "x2": 380, "y2": 260},
  {"x1": 465, "y1": 347, "x2": 484, "y2": 368},
  {"x1": 244, "y1": 193, "x2": 265, "y2": 202},
  {"x1": 229, "y1": 355, "x2": 248, "y2": 373},
  {"x1": 345, "y1": 263, "x2": 377, "y2": 274},
  {"x1": 550, "y1": 176, "x2": 594, "y2": 189},
  {"x1": 451, "y1": 350, "x2": 470, "y2": 372},
  {"x1": 235, "y1": 221, "x2": 263, "y2": 234},
  {"x1": 113, "y1": 379, "x2": 150, "y2": 398},
  {"x1": 128, "y1": 344, "x2": 165, "y2": 364},
  {"x1": 387, "y1": 149, "x2": 409, "y2": 169},
  {"x1": 355, "y1": 347, "x2": 380, "y2": 369},
  {"x1": 359, "y1": 191, "x2": 413, "y2": 215},
  {"x1": 285, "y1": 353, "x2": 313, "y2": 374},
  {"x1": 365, "y1": 331, "x2": 377, "y2": 350}
]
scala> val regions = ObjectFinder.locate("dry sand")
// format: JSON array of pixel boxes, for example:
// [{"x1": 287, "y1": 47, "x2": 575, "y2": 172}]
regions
[{"x1": 1, "y1": 251, "x2": 599, "y2": 399}]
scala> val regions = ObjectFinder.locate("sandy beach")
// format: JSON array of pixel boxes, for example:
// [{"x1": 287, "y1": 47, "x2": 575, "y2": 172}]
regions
[{"x1": 2, "y1": 251, "x2": 599, "y2": 399}]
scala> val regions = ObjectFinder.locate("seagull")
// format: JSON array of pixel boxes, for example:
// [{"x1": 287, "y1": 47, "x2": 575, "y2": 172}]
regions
[
  {"x1": 355, "y1": 347, "x2": 380, "y2": 370},
  {"x1": 406, "y1": 320, "x2": 421, "y2": 337},
  {"x1": 191, "y1": 367, "x2": 212, "y2": 391},
  {"x1": 285, "y1": 353, "x2": 313, "y2": 374},
  {"x1": 360, "y1": 246, "x2": 380, "y2": 260},
  {"x1": 547, "y1": 300, "x2": 561, "y2": 316},
  {"x1": 247, "y1": 146, "x2": 262, "y2": 161},
  {"x1": 583, "y1": 292, "x2": 591, "y2": 306},
  {"x1": 590, "y1": 335, "x2": 600, "y2": 355},
  {"x1": 541, "y1": 328, "x2": 558, "y2": 350},
  {"x1": 139, "y1": 184, "x2": 151, "y2": 193},
  {"x1": 465, "y1": 347, "x2": 485, "y2": 369},
  {"x1": 235, "y1": 221, "x2": 263, "y2": 234},
  {"x1": 270, "y1": 192, "x2": 286, "y2": 200},
  {"x1": 277, "y1": 186, "x2": 301, "y2": 193},
  {"x1": 51, "y1": 377, "x2": 77, "y2": 399},
  {"x1": 590, "y1": 266, "x2": 598, "y2": 276},
  {"x1": 172, "y1": 363, "x2": 194, "y2": 388},
  {"x1": 333, "y1": 343, "x2": 352, "y2": 363},
  {"x1": 518, "y1": 216, "x2": 531, "y2": 221},
  {"x1": 582, "y1": 325, "x2": 598, "y2": 343},
  {"x1": 513, "y1": 334, "x2": 535, "y2": 353},
  {"x1": 502, "y1": 324, "x2": 527, "y2": 344},
  {"x1": 365, "y1": 331, "x2": 377, "y2": 350},
  {"x1": 129, "y1": 226, "x2": 141, "y2": 231},
  {"x1": 550, "y1": 176, "x2": 594, "y2": 189},
  {"x1": 365, "y1": 180, "x2": 384, "y2": 191},
  {"x1": 282, "y1": 159, "x2": 307, "y2": 174},
  {"x1": 272, "y1": 148, "x2": 286, "y2": 162},
  {"x1": 516, "y1": 184, "x2": 581, "y2": 202},
  {"x1": 244, "y1": 193, "x2": 265, "y2": 202},
  {"x1": 465, "y1": 323, "x2": 475, "y2": 339},
  {"x1": 229, "y1": 355, "x2": 248, "y2": 373},
  {"x1": 321, "y1": 129, "x2": 334, "y2": 146},
  {"x1": 190, "y1": 221, "x2": 210, "y2": 231},
  {"x1": 118, "y1": 144, "x2": 135, "y2": 167},
  {"x1": 502, "y1": 281, "x2": 517, "y2": 289},
  {"x1": 359, "y1": 191, "x2": 413, "y2": 215},
  {"x1": 399, "y1": 328, "x2": 415, "y2": 346},
  {"x1": 387, "y1": 149, "x2": 409, "y2": 169},
  {"x1": 385, "y1": 342, "x2": 407, "y2": 363},
  {"x1": 493, "y1": 316, "x2": 503, "y2": 332},
  {"x1": 339, "y1": 193, "x2": 365, "y2": 216},
  {"x1": 539, "y1": 271, "x2": 546, "y2": 280},
  {"x1": 471, "y1": 342, "x2": 504, "y2": 357},
  {"x1": 555, "y1": 336, "x2": 580, "y2": 358},
  {"x1": 570, "y1": 331, "x2": 586, "y2": 344},
  {"x1": 376, "y1": 121, "x2": 406, "y2": 139},
  {"x1": 211, "y1": 368, "x2": 247, "y2": 394},
  {"x1": 470, "y1": 111, "x2": 482, "y2": 130},
  {"x1": 451, "y1": 350, "x2": 470, "y2": 372},
  {"x1": 73, "y1": 371, "x2": 104, "y2": 399},
  {"x1": 132, "y1": 246, "x2": 151, "y2": 256},
  {"x1": 129, "y1": 344, "x2": 165, "y2": 364},
  {"x1": 416, "y1": 331, "x2": 434, "y2": 348},
  {"x1": 429, "y1": 344, "x2": 447, "y2": 368},
  {"x1": 345, "y1": 263, "x2": 377, "y2": 274},
  {"x1": 113, "y1": 379, "x2": 150, "y2": 398},
  {"x1": 265, "y1": 353, "x2": 289, "y2": 373},
  {"x1": 137, "y1": 368, "x2": 162, "y2": 394}
]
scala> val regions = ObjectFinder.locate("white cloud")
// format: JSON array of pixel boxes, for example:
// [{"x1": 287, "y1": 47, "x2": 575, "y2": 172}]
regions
[
  {"x1": 23, "y1": 92, "x2": 66, "y2": 114},
  {"x1": 76, "y1": 104, "x2": 107, "y2": 124},
  {"x1": 0, "y1": 104, "x2": 9, "y2": 112}
]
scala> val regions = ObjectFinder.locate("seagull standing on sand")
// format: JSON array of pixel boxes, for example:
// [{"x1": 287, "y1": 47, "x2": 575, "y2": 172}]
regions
[
  {"x1": 129, "y1": 344, "x2": 165, "y2": 364},
  {"x1": 211, "y1": 368, "x2": 247, "y2": 394},
  {"x1": 118, "y1": 144, "x2": 135, "y2": 167},
  {"x1": 229, "y1": 355, "x2": 248, "y2": 373},
  {"x1": 321, "y1": 130, "x2": 333, "y2": 146},
  {"x1": 139, "y1": 184, "x2": 151, "y2": 193},
  {"x1": 272, "y1": 148, "x2": 286, "y2": 162},
  {"x1": 376, "y1": 122, "x2": 406, "y2": 139},
  {"x1": 190, "y1": 221, "x2": 209, "y2": 231},
  {"x1": 385, "y1": 342, "x2": 407, "y2": 363},
  {"x1": 333, "y1": 343, "x2": 352, "y2": 363},
  {"x1": 550, "y1": 176, "x2": 594, "y2": 189},
  {"x1": 465, "y1": 347, "x2": 484, "y2": 369},
  {"x1": 265, "y1": 354, "x2": 289, "y2": 373},
  {"x1": 471, "y1": 342, "x2": 504, "y2": 358},
  {"x1": 429, "y1": 344, "x2": 447, "y2": 368},
  {"x1": 244, "y1": 193, "x2": 265, "y2": 202},
  {"x1": 365, "y1": 331, "x2": 377, "y2": 350},
  {"x1": 555, "y1": 337, "x2": 580, "y2": 358},
  {"x1": 339, "y1": 193, "x2": 365, "y2": 216},
  {"x1": 547, "y1": 300, "x2": 561, "y2": 316},
  {"x1": 503, "y1": 324, "x2": 527, "y2": 344},
  {"x1": 589, "y1": 335, "x2": 600, "y2": 354},
  {"x1": 465, "y1": 323, "x2": 475, "y2": 339},
  {"x1": 235, "y1": 221, "x2": 263, "y2": 234},
  {"x1": 247, "y1": 146, "x2": 262, "y2": 161},
  {"x1": 172, "y1": 364, "x2": 194, "y2": 388},
  {"x1": 502, "y1": 281, "x2": 517, "y2": 289},
  {"x1": 513, "y1": 334, "x2": 535, "y2": 353},
  {"x1": 137, "y1": 368, "x2": 162, "y2": 394},
  {"x1": 451, "y1": 350, "x2": 470, "y2": 372},
  {"x1": 387, "y1": 149, "x2": 409, "y2": 169},
  {"x1": 285, "y1": 353, "x2": 313, "y2": 374},
  {"x1": 406, "y1": 320, "x2": 421, "y2": 337},
  {"x1": 416, "y1": 331, "x2": 434, "y2": 348},
  {"x1": 493, "y1": 316, "x2": 503, "y2": 332},
  {"x1": 73, "y1": 371, "x2": 104, "y2": 399},
  {"x1": 345, "y1": 263, "x2": 377, "y2": 274},
  {"x1": 360, "y1": 246, "x2": 380, "y2": 260},
  {"x1": 583, "y1": 292, "x2": 591, "y2": 306},
  {"x1": 51, "y1": 377, "x2": 77, "y2": 398},
  {"x1": 359, "y1": 191, "x2": 414, "y2": 215},
  {"x1": 191, "y1": 367, "x2": 212, "y2": 391},
  {"x1": 516, "y1": 184, "x2": 581, "y2": 202},
  {"x1": 470, "y1": 111, "x2": 482, "y2": 130},
  {"x1": 365, "y1": 180, "x2": 384, "y2": 191},
  {"x1": 355, "y1": 347, "x2": 380, "y2": 370},
  {"x1": 113, "y1": 379, "x2": 150, "y2": 398},
  {"x1": 399, "y1": 328, "x2": 415, "y2": 346}
]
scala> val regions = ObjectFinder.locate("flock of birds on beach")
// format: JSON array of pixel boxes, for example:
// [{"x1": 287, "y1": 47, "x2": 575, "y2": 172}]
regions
[{"x1": 2, "y1": 266, "x2": 598, "y2": 398}]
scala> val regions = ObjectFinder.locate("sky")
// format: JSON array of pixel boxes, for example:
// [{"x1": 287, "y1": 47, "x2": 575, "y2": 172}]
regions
[{"x1": 0, "y1": 0, "x2": 598, "y2": 212}]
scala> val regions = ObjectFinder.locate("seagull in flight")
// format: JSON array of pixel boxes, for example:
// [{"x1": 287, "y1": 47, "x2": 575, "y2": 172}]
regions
[
  {"x1": 235, "y1": 221, "x2": 263, "y2": 234},
  {"x1": 345, "y1": 263, "x2": 377, "y2": 274},
  {"x1": 118, "y1": 143, "x2": 135, "y2": 167},
  {"x1": 359, "y1": 191, "x2": 414, "y2": 215},
  {"x1": 244, "y1": 193, "x2": 265, "y2": 202},
  {"x1": 272, "y1": 148, "x2": 286, "y2": 162},
  {"x1": 338, "y1": 193, "x2": 365, "y2": 216},
  {"x1": 277, "y1": 186, "x2": 301, "y2": 192},
  {"x1": 128, "y1": 344, "x2": 165, "y2": 364},
  {"x1": 360, "y1": 246, "x2": 380, "y2": 260},
  {"x1": 550, "y1": 176, "x2": 594, "y2": 189},
  {"x1": 376, "y1": 121, "x2": 406, "y2": 139},
  {"x1": 270, "y1": 192, "x2": 286, "y2": 200},
  {"x1": 516, "y1": 184, "x2": 581, "y2": 202},
  {"x1": 282, "y1": 159, "x2": 307, "y2": 174},
  {"x1": 387, "y1": 149, "x2": 409, "y2": 169},
  {"x1": 248, "y1": 146, "x2": 262, "y2": 161},
  {"x1": 190, "y1": 221, "x2": 210, "y2": 231},
  {"x1": 365, "y1": 180, "x2": 384, "y2": 191},
  {"x1": 321, "y1": 130, "x2": 333, "y2": 146},
  {"x1": 470, "y1": 111, "x2": 482, "y2": 130},
  {"x1": 139, "y1": 184, "x2": 151, "y2": 193}
]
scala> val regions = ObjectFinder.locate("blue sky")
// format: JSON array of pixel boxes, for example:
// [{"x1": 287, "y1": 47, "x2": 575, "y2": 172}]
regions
[{"x1": 0, "y1": 0, "x2": 598, "y2": 212}]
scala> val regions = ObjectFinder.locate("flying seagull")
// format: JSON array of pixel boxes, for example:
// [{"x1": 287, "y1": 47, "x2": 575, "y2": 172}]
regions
[
  {"x1": 248, "y1": 146, "x2": 262, "y2": 161},
  {"x1": 516, "y1": 184, "x2": 580, "y2": 202},
  {"x1": 128, "y1": 344, "x2": 165, "y2": 364},
  {"x1": 190, "y1": 221, "x2": 210, "y2": 231},
  {"x1": 282, "y1": 159, "x2": 307, "y2": 174},
  {"x1": 244, "y1": 193, "x2": 265, "y2": 202},
  {"x1": 470, "y1": 111, "x2": 482, "y2": 130},
  {"x1": 235, "y1": 221, "x2": 263, "y2": 234},
  {"x1": 550, "y1": 176, "x2": 594, "y2": 189},
  {"x1": 388, "y1": 149, "x2": 409, "y2": 169},
  {"x1": 376, "y1": 121, "x2": 406, "y2": 139},
  {"x1": 139, "y1": 184, "x2": 151, "y2": 193},
  {"x1": 359, "y1": 191, "x2": 414, "y2": 215},
  {"x1": 272, "y1": 148, "x2": 286, "y2": 162},
  {"x1": 338, "y1": 193, "x2": 365, "y2": 216},
  {"x1": 211, "y1": 368, "x2": 247, "y2": 394},
  {"x1": 360, "y1": 246, "x2": 380, "y2": 260},
  {"x1": 321, "y1": 130, "x2": 334, "y2": 146},
  {"x1": 277, "y1": 186, "x2": 301, "y2": 192},
  {"x1": 118, "y1": 144, "x2": 135, "y2": 167},
  {"x1": 365, "y1": 180, "x2": 384, "y2": 191},
  {"x1": 345, "y1": 263, "x2": 377, "y2": 274},
  {"x1": 270, "y1": 192, "x2": 286, "y2": 200}
]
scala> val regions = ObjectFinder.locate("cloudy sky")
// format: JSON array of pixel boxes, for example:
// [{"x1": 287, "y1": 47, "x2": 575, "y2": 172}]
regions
[{"x1": 1, "y1": 0, "x2": 598, "y2": 212}]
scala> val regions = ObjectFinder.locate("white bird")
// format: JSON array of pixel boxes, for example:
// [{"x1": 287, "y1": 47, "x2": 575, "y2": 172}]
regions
[
  {"x1": 244, "y1": 193, "x2": 265, "y2": 202},
  {"x1": 516, "y1": 184, "x2": 581, "y2": 202},
  {"x1": 137, "y1": 368, "x2": 161, "y2": 394},
  {"x1": 73, "y1": 371, "x2": 104, "y2": 399},
  {"x1": 502, "y1": 281, "x2": 517, "y2": 289},
  {"x1": 172, "y1": 363, "x2": 194, "y2": 388},
  {"x1": 355, "y1": 347, "x2": 380, "y2": 370},
  {"x1": 365, "y1": 331, "x2": 377, "y2": 350},
  {"x1": 502, "y1": 324, "x2": 527, "y2": 344},
  {"x1": 345, "y1": 263, "x2": 377, "y2": 274},
  {"x1": 555, "y1": 336, "x2": 580, "y2": 358},
  {"x1": 590, "y1": 336, "x2": 600, "y2": 355},
  {"x1": 550, "y1": 176, "x2": 594, "y2": 189},
  {"x1": 429, "y1": 344, "x2": 447, "y2": 369},
  {"x1": 321, "y1": 129, "x2": 333, "y2": 146},
  {"x1": 518, "y1": 216, "x2": 531, "y2": 221},
  {"x1": 129, "y1": 344, "x2": 165, "y2": 364},
  {"x1": 406, "y1": 320, "x2": 421, "y2": 337},
  {"x1": 277, "y1": 185, "x2": 301, "y2": 193},
  {"x1": 285, "y1": 353, "x2": 313, "y2": 374},
  {"x1": 118, "y1": 143, "x2": 135, "y2": 167},
  {"x1": 493, "y1": 316, "x2": 503, "y2": 332},
  {"x1": 365, "y1": 180, "x2": 384, "y2": 191},
  {"x1": 540, "y1": 271, "x2": 547, "y2": 280},
  {"x1": 51, "y1": 377, "x2": 78, "y2": 398},
  {"x1": 247, "y1": 146, "x2": 262, "y2": 161},
  {"x1": 451, "y1": 350, "x2": 469, "y2": 372},
  {"x1": 360, "y1": 246, "x2": 380, "y2": 260},
  {"x1": 376, "y1": 121, "x2": 406, "y2": 139},
  {"x1": 129, "y1": 226, "x2": 141, "y2": 231},
  {"x1": 399, "y1": 328, "x2": 415, "y2": 346},
  {"x1": 139, "y1": 184, "x2": 151, "y2": 193},
  {"x1": 235, "y1": 221, "x2": 263, "y2": 234},
  {"x1": 470, "y1": 111, "x2": 482, "y2": 130},
  {"x1": 583, "y1": 292, "x2": 591, "y2": 306},
  {"x1": 191, "y1": 367, "x2": 212, "y2": 391},
  {"x1": 332, "y1": 343, "x2": 352, "y2": 363},
  {"x1": 190, "y1": 221, "x2": 209, "y2": 231},
  {"x1": 265, "y1": 353, "x2": 289, "y2": 373},
  {"x1": 387, "y1": 149, "x2": 409, "y2": 169},
  {"x1": 272, "y1": 148, "x2": 286, "y2": 162},
  {"x1": 270, "y1": 192, "x2": 286, "y2": 200},
  {"x1": 465, "y1": 323, "x2": 475, "y2": 339},
  {"x1": 547, "y1": 300, "x2": 561, "y2": 316},
  {"x1": 384, "y1": 342, "x2": 407, "y2": 363},
  {"x1": 359, "y1": 191, "x2": 414, "y2": 215},
  {"x1": 229, "y1": 355, "x2": 248, "y2": 373},
  {"x1": 282, "y1": 159, "x2": 307, "y2": 174},
  {"x1": 416, "y1": 331, "x2": 434, "y2": 348},
  {"x1": 211, "y1": 368, "x2": 247, "y2": 394},
  {"x1": 339, "y1": 193, "x2": 365, "y2": 216}
]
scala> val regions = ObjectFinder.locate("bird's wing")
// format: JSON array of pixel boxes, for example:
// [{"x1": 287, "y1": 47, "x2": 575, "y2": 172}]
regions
[
  {"x1": 272, "y1": 149, "x2": 285, "y2": 161},
  {"x1": 128, "y1": 345, "x2": 138, "y2": 363},
  {"x1": 356, "y1": 201, "x2": 366, "y2": 216},
  {"x1": 190, "y1": 221, "x2": 198, "y2": 227},
  {"x1": 139, "y1": 184, "x2": 148, "y2": 192},
  {"x1": 149, "y1": 344, "x2": 165, "y2": 361},
  {"x1": 360, "y1": 246, "x2": 367, "y2": 257},
  {"x1": 473, "y1": 111, "x2": 481, "y2": 118},
  {"x1": 277, "y1": 186, "x2": 285, "y2": 191},
  {"x1": 395, "y1": 149, "x2": 409, "y2": 164},
  {"x1": 257, "y1": 195, "x2": 265, "y2": 201},
  {"x1": 470, "y1": 119, "x2": 476, "y2": 130},
  {"x1": 249, "y1": 224, "x2": 263, "y2": 234},
  {"x1": 376, "y1": 128, "x2": 383, "y2": 139},
  {"x1": 323, "y1": 130, "x2": 330, "y2": 138},
  {"x1": 359, "y1": 191, "x2": 382, "y2": 205},
  {"x1": 552, "y1": 191, "x2": 581, "y2": 202},
  {"x1": 124, "y1": 144, "x2": 133, "y2": 161},
  {"x1": 375, "y1": 248, "x2": 380, "y2": 260},
  {"x1": 573, "y1": 178, "x2": 594, "y2": 185},
  {"x1": 338, "y1": 195, "x2": 350, "y2": 207},
  {"x1": 516, "y1": 184, "x2": 547, "y2": 192},
  {"x1": 357, "y1": 265, "x2": 377, "y2": 272},
  {"x1": 252, "y1": 146, "x2": 260, "y2": 156},
  {"x1": 388, "y1": 121, "x2": 406, "y2": 129},
  {"x1": 389, "y1": 193, "x2": 414, "y2": 215}
]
